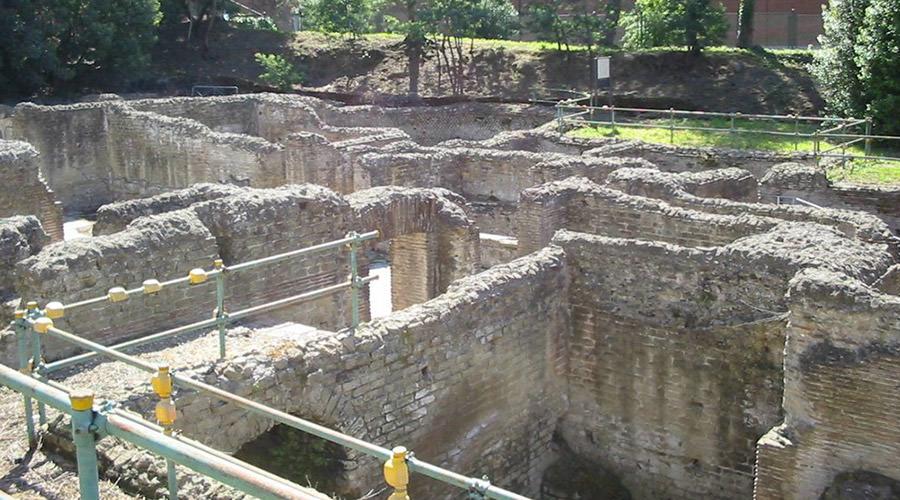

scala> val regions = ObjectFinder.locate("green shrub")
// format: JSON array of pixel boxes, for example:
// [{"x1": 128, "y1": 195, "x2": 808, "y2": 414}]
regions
[
  {"x1": 254, "y1": 53, "x2": 303, "y2": 90},
  {"x1": 0, "y1": 0, "x2": 162, "y2": 96},
  {"x1": 301, "y1": 0, "x2": 372, "y2": 38},
  {"x1": 621, "y1": 0, "x2": 727, "y2": 52},
  {"x1": 854, "y1": 0, "x2": 900, "y2": 135},
  {"x1": 813, "y1": 0, "x2": 900, "y2": 135}
]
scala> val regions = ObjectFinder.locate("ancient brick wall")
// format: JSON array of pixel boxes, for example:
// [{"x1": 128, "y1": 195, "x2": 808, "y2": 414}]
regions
[
  {"x1": 129, "y1": 96, "x2": 259, "y2": 135},
  {"x1": 517, "y1": 178, "x2": 776, "y2": 253},
  {"x1": 93, "y1": 183, "x2": 242, "y2": 235},
  {"x1": 190, "y1": 186, "x2": 354, "y2": 329},
  {"x1": 754, "y1": 269, "x2": 900, "y2": 499},
  {"x1": 606, "y1": 166, "x2": 759, "y2": 202},
  {"x1": 6, "y1": 104, "x2": 112, "y2": 214},
  {"x1": 348, "y1": 186, "x2": 481, "y2": 311},
  {"x1": 598, "y1": 166, "x2": 898, "y2": 254},
  {"x1": 0, "y1": 140, "x2": 63, "y2": 241},
  {"x1": 760, "y1": 162, "x2": 900, "y2": 234},
  {"x1": 105, "y1": 107, "x2": 284, "y2": 198},
  {"x1": 170, "y1": 246, "x2": 569, "y2": 498},
  {"x1": 551, "y1": 230, "x2": 799, "y2": 499},
  {"x1": 318, "y1": 102, "x2": 554, "y2": 146},
  {"x1": 583, "y1": 138, "x2": 811, "y2": 179},
  {"x1": 13, "y1": 209, "x2": 219, "y2": 362}
]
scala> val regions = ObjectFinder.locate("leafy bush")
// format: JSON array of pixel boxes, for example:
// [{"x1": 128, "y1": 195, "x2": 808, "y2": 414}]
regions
[
  {"x1": 254, "y1": 53, "x2": 303, "y2": 90},
  {"x1": 621, "y1": 0, "x2": 727, "y2": 52},
  {"x1": 855, "y1": 0, "x2": 900, "y2": 135},
  {"x1": 230, "y1": 15, "x2": 279, "y2": 32},
  {"x1": 0, "y1": 0, "x2": 162, "y2": 96},
  {"x1": 301, "y1": 0, "x2": 372, "y2": 37},
  {"x1": 813, "y1": 0, "x2": 900, "y2": 135}
]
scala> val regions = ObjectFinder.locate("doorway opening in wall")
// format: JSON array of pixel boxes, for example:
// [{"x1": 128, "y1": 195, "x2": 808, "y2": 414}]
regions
[
  {"x1": 367, "y1": 248, "x2": 393, "y2": 320},
  {"x1": 63, "y1": 214, "x2": 95, "y2": 240}
]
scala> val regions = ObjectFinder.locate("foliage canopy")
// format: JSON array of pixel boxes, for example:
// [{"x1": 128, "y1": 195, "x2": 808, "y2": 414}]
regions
[
  {"x1": 813, "y1": 0, "x2": 900, "y2": 135},
  {"x1": 620, "y1": 0, "x2": 727, "y2": 52},
  {"x1": 0, "y1": 0, "x2": 162, "y2": 96}
]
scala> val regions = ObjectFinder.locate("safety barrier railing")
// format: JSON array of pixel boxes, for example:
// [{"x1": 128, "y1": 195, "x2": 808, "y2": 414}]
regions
[
  {"x1": 5, "y1": 231, "x2": 531, "y2": 500},
  {"x1": 775, "y1": 195, "x2": 823, "y2": 209},
  {"x1": 0, "y1": 363, "x2": 325, "y2": 500},
  {"x1": 45, "y1": 230, "x2": 378, "y2": 367},
  {"x1": 554, "y1": 103, "x2": 900, "y2": 168}
]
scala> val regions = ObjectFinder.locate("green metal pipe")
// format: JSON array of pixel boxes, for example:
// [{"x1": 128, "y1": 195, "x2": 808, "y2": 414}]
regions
[
  {"x1": 29, "y1": 320, "x2": 47, "y2": 426},
  {"x1": 0, "y1": 363, "x2": 71, "y2": 412},
  {"x1": 14, "y1": 318, "x2": 36, "y2": 446},
  {"x1": 215, "y1": 268, "x2": 227, "y2": 360},
  {"x1": 42, "y1": 316, "x2": 220, "y2": 373},
  {"x1": 58, "y1": 231, "x2": 377, "y2": 315},
  {"x1": 166, "y1": 456, "x2": 178, "y2": 499},
  {"x1": 42, "y1": 277, "x2": 377, "y2": 373},
  {"x1": 70, "y1": 395, "x2": 101, "y2": 500},
  {"x1": 111, "y1": 410, "x2": 308, "y2": 494},
  {"x1": 0, "y1": 365, "x2": 326, "y2": 500},
  {"x1": 102, "y1": 413, "x2": 326, "y2": 500},
  {"x1": 226, "y1": 276, "x2": 376, "y2": 322},
  {"x1": 348, "y1": 232, "x2": 361, "y2": 328},
  {"x1": 226, "y1": 230, "x2": 378, "y2": 273}
]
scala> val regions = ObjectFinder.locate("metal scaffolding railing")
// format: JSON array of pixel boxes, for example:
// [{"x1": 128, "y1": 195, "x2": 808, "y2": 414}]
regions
[
  {"x1": 3, "y1": 230, "x2": 531, "y2": 500},
  {"x1": 554, "y1": 102, "x2": 900, "y2": 168}
]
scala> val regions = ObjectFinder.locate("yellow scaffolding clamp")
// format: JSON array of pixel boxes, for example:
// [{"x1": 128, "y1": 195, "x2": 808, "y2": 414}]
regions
[{"x1": 384, "y1": 446, "x2": 410, "y2": 500}]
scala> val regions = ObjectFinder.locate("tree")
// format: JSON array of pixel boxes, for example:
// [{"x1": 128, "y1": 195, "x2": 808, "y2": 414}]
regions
[
  {"x1": 0, "y1": 0, "x2": 161, "y2": 97},
  {"x1": 301, "y1": 0, "x2": 372, "y2": 38},
  {"x1": 526, "y1": 0, "x2": 573, "y2": 51},
  {"x1": 620, "y1": 0, "x2": 726, "y2": 52},
  {"x1": 736, "y1": 0, "x2": 754, "y2": 47},
  {"x1": 811, "y1": 0, "x2": 871, "y2": 120},
  {"x1": 853, "y1": 0, "x2": 900, "y2": 135},
  {"x1": 255, "y1": 53, "x2": 303, "y2": 90},
  {"x1": 603, "y1": 0, "x2": 622, "y2": 46}
]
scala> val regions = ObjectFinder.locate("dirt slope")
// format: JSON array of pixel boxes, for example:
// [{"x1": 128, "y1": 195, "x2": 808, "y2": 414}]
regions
[{"x1": 152, "y1": 26, "x2": 822, "y2": 114}]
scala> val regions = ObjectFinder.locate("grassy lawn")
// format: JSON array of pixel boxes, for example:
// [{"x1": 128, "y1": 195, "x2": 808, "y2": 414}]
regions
[{"x1": 569, "y1": 117, "x2": 900, "y2": 186}]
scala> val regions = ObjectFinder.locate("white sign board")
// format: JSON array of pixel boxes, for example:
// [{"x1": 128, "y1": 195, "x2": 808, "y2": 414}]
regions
[{"x1": 596, "y1": 56, "x2": 610, "y2": 80}]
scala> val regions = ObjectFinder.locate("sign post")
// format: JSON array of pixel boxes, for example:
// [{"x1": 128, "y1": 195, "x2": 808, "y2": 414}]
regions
[{"x1": 592, "y1": 56, "x2": 613, "y2": 123}]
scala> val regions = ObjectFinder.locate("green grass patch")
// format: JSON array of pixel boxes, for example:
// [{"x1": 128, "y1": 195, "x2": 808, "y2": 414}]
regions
[
  {"x1": 827, "y1": 160, "x2": 900, "y2": 185},
  {"x1": 306, "y1": 31, "x2": 812, "y2": 64},
  {"x1": 570, "y1": 117, "x2": 900, "y2": 185}
]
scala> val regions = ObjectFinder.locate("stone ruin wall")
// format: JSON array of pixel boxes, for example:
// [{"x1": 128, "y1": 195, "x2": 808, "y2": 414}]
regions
[
  {"x1": 1, "y1": 184, "x2": 481, "y2": 368},
  {"x1": 754, "y1": 269, "x2": 900, "y2": 499},
  {"x1": 95, "y1": 246, "x2": 569, "y2": 498},
  {"x1": 1, "y1": 93, "x2": 900, "y2": 500},
  {"x1": 0, "y1": 140, "x2": 63, "y2": 240},
  {"x1": 760, "y1": 162, "x2": 900, "y2": 234}
]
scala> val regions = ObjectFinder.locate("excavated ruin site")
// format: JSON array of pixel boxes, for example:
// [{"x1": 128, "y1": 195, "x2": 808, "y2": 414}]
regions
[{"x1": 1, "y1": 93, "x2": 899, "y2": 499}]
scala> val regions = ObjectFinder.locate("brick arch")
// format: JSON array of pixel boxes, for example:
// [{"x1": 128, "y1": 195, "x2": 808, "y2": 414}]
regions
[{"x1": 348, "y1": 186, "x2": 481, "y2": 312}]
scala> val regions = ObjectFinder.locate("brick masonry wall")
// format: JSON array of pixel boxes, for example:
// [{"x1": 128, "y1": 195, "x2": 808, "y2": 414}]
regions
[
  {"x1": 168, "y1": 246, "x2": 569, "y2": 497},
  {"x1": 93, "y1": 183, "x2": 242, "y2": 235},
  {"x1": 0, "y1": 140, "x2": 63, "y2": 241},
  {"x1": 754, "y1": 269, "x2": 900, "y2": 499},
  {"x1": 517, "y1": 177, "x2": 776, "y2": 254},
  {"x1": 0, "y1": 217, "x2": 48, "y2": 328},
  {"x1": 348, "y1": 186, "x2": 481, "y2": 309},
  {"x1": 7, "y1": 103, "x2": 113, "y2": 213},
  {"x1": 2, "y1": 185, "x2": 482, "y2": 366},
  {"x1": 760, "y1": 163, "x2": 900, "y2": 234},
  {"x1": 190, "y1": 186, "x2": 354, "y2": 329},
  {"x1": 582, "y1": 138, "x2": 812, "y2": 179},
  {"x1": 12, "y1": 209, "x2": 219, "y2": 363},
  {"x1": 105, "y1": 106, "x2": 284, "y2": 198},
  {"x1": 553, "y1": 230, "x2": 794, "y2": 499}
]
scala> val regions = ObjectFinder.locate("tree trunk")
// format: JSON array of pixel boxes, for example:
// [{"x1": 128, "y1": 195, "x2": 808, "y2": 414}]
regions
[
  {"x1": 736, "y1": 0, "x2": 755, "y2": 48},
  {"x1": 603, "y1": 0, "x2": 622, "y2": 46}
]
